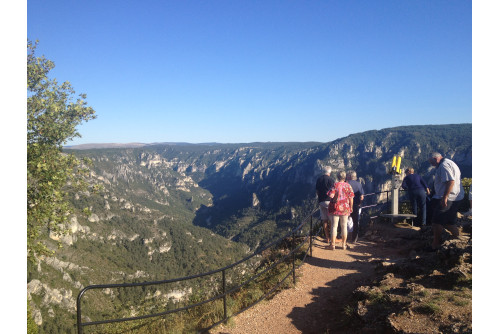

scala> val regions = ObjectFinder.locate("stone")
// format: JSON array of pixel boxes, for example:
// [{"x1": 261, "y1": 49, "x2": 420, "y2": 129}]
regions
[
  {"x1": 88, "y1": 213, "x2": 100, "y2": 222},
  {"x1": 27, "y1": 279, "x2": 43, "y2": 295},
  {"x1": 32, "y1": 306, "x2": 43, "y2": 325}
]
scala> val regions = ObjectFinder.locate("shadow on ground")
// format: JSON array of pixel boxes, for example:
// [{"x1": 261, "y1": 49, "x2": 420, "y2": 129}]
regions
[{"x1": 287, "y1": 241, "x2": 397, "y2": 333}]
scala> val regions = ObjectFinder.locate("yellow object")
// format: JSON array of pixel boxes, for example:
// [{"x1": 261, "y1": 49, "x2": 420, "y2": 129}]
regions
[
  {"x1": 396, "y1": 156, "x2": 402, "y2": 173},
  {"x1": 391, "y1": 156, "x2": 397, "y2": 168}
]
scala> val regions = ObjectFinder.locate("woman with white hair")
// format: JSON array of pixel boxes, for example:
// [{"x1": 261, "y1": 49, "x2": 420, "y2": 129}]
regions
[{"x1": 327, "y1": 171, "x2": 354, "y2": 250}]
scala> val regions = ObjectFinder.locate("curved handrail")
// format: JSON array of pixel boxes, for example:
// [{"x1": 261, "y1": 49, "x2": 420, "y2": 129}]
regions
[{"x1": 77, "y1": 206, "x2": 321, "y2": 333}]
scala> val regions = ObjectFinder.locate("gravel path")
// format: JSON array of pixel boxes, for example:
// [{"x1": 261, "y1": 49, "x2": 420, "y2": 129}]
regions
[{"x1": 212, "y1": 237, "x2": 398, "y2": 334}]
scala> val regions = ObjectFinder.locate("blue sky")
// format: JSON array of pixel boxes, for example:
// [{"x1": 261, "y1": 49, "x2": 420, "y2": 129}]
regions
[{"x1": 26, "y1": 0, "x2": 472, "y2": 145}]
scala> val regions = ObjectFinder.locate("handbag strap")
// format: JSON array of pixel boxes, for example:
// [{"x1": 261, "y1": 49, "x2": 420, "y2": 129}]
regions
[{"x1": 332, "y1": 190, "x2": 339, "y2": 202}]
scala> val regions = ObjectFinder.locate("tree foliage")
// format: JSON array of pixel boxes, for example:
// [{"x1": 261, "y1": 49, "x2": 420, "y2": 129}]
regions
[{"x1": 27, "y1": 40, "x2": 97, "y2": 262}]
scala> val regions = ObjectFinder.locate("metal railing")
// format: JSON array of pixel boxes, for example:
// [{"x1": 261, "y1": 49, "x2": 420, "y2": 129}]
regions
[
  {"x1": 76, "y1": 186, "x2": 471, "y2": 333},
  {"x1": 77, "y1": 207, "x2": 322, "y2": 333},
  {"x1": 360, "y1": 185, "x2": 471, "y2": 224}
]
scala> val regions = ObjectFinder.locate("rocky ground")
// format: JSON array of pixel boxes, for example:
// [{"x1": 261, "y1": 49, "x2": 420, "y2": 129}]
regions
[
  {"x1": 351, "y1": 214, "x2": 472, "y2": 334},
  {"x1": 212, "y1": 214, "x2": 472, "y2": 334}
]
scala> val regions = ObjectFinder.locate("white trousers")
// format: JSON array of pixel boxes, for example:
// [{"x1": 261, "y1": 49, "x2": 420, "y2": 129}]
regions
[{"x1": 329, "y1": 214, "x2": 348, "y2": 241}]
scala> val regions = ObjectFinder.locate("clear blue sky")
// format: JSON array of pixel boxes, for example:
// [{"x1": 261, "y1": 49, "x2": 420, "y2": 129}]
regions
[{"x1": 27, "y1": 0, "x2": 472, "y2": 145}]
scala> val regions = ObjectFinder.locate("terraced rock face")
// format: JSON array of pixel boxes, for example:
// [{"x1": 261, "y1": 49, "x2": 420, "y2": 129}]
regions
[{"x1": 68, "y1": 124, "x2": 471, "y2": 243}]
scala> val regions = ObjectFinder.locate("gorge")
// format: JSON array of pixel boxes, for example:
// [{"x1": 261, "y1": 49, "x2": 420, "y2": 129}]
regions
[{"x1": 27, "y1": 123, "x2": 472, "y2": 333}]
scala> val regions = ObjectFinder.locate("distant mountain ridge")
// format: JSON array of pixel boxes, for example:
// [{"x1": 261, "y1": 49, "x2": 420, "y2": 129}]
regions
[
  {"x1": 65, "y1": 141, "x2": 323, "y2": 150},
  {"x1": 66, "y1": 142, "x2": 174, "y2": 149}
]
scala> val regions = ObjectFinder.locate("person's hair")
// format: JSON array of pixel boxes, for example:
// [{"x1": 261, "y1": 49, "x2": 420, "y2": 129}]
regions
[
  {"x1": 323, "y1": 166, "x2": 332, "y2": 175},
  {"x1": 406, "y1": 167, "x2": 414, "y2": 173},
  {"x1": 337, "y1": 171, "x2": 346, "y2": 181},
  {"x1": 430, "y1": 152, "x2": 442, "y2": 159},
  {"x1": 348, "y1": 170, "x2": 357, "y2": 180}
]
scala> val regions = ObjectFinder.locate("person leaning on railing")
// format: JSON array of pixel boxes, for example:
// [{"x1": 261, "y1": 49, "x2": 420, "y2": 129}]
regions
[
  {"x1": 462, "y1": 183, "x2": 472, "y2": 217},
  {"x1": 401, "y1": 167, "x2": 431, "y2": 227}
]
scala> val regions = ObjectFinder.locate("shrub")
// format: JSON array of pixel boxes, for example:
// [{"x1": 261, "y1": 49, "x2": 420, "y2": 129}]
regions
[
  {"x1": 27, "y1": 299, "x2": 38, "y2": 334},
  {"x1": 415, "y1": 302, "x2": 441, "y2": 315}
]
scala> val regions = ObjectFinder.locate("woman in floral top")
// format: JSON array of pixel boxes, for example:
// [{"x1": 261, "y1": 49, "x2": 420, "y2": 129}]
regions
[{"x1": 327, "y1": 171, "x2": 354, "y2": 250}]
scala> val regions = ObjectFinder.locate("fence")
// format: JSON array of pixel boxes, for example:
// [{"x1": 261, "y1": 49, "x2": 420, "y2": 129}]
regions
[
  {"x1": 76, "y1": 186, "x2": 470, "y2": 333},
  {"x1": 77, "y1": 207, "x2": 321, "y2": 333}
]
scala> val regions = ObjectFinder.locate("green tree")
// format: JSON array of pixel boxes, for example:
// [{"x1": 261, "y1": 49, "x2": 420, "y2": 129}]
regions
[{"x1": 27, "y1": 40, "x2": 97, "y2": 262}]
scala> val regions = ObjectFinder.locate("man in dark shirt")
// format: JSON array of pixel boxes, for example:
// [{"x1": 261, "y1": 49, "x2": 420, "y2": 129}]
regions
[
  {"x1": 316, "y1": 166, "x2": 334, "y2": 243},
  {"x1": 401, "y1": 168, "x2": 431, "y2": 226},
  {"x1": 347, "y1": 171, "x2": 364, "y2": 244}
]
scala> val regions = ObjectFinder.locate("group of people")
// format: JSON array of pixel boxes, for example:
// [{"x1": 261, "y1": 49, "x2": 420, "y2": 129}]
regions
[
  {"x1": 315, "y1": 167, "x2": 364, "y2": 250},
  {"x1": 316, "y1": 152, "x2": 468, "y2": 251}
]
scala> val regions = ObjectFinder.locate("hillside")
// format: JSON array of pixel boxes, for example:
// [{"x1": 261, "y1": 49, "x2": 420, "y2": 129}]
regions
[{"x1": 27, "y1": 123, "x2": 472, "y2": 333}]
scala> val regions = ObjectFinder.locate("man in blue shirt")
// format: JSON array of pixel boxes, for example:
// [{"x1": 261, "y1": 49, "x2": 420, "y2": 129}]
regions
[
  {"x1": 402, "y1": 168, "x2": 431, "y2": 227},
  {"x1": 347, "y1": 170, "x2": 364, "y2": 244}
]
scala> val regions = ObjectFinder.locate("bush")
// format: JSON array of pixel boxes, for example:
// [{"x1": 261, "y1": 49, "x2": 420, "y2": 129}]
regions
[
  {"x1": 27, "y1": 299, "x2": 39, "y2": 334},
  {"x1": 415, "y1": 302, "x2": 441, "y2": 315}
]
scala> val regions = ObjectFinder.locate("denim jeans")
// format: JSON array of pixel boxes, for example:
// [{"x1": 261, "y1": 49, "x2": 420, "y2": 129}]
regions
[{"x1": 409, "y1": 189, "x2": 427, "y2": 226}]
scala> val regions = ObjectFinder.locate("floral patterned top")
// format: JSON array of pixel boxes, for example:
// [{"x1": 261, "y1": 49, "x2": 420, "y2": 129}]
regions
[{"x1": 328, "y1": 181, "x2": 354, "y2": 216}]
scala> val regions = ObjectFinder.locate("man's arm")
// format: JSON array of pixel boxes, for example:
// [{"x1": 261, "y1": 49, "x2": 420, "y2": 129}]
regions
[
  {"x1": 441, "y1": 180, "x2": 455, "y2": 207},
  {"x1": 401, "y1": 177, "x2": 408, "y2": 190}
]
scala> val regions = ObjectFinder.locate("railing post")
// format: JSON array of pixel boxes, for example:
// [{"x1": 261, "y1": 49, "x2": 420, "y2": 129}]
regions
[
  {"x1": 309, "y1": 215, "x2": 313, "y2": 257},
  {"x1": 77, "y1": 305, "x2": 82, "y2": 334},
  {"x1": 386, "y1": 190, "x2": 389, "y2": 213},
  {"x1": 77, "y1": 289, "x2": 84, "y2": 334},
  {"x1": 222, "y1": 269, "x2": 227, "y2": 323},
  {"x1": 292, "y1": 231, "x2": 296, "y2": 285}
]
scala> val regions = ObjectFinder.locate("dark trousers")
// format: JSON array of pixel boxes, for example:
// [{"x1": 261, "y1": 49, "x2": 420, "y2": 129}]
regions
[
  {"x1": 431, "y1": 198, "x2": 461, "y2": 226},
  {"x1": 350, "y1": 204, "x2": 361, "y2": 242},
  {"x1": 427, "y1": 198, "x2": 439, "y2": 224},
  {"x1": 409, "y1": 189, "x2": 427, "y2": 226}
]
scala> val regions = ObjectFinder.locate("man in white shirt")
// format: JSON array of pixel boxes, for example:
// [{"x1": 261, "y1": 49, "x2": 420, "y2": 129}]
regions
[{"x1": 428, "y1": 152, "x2": 465, "y2": 249}]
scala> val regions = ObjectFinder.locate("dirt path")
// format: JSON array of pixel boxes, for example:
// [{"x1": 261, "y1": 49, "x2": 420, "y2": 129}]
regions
[{"x1": 212, "y1": 237, "x2": 400, "y2": 334}]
